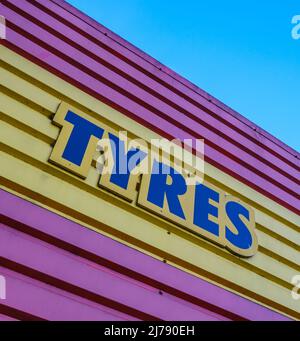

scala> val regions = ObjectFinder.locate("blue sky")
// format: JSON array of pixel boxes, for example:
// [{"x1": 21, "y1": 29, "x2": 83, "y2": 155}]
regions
[{"x1": 68, "y1": 0, "x2": 300, "y2": 151}]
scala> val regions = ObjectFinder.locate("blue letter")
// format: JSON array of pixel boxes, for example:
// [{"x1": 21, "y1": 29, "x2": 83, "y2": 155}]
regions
[
  {"x1": 193, "y1": 184, "x2": 219, "y2": 237},
  {"x1": 109, "y1": 133, "x2": 147, "y2": 190},
  {"x1": 147, "y1": 160, "x2": 187, "y2": 219},
  {"x1": 225, "y1": 201, "x2": 253, "y2": 250},
  {"x1": 62, "y1": 111, "x2": 104, "y2": 166}
]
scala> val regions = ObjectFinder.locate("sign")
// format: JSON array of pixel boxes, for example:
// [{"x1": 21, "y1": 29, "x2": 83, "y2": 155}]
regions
[{"x1": 49, "y1": 102, "x2": 258, "y2": 257}]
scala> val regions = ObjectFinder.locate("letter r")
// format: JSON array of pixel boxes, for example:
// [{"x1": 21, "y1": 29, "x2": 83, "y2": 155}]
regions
[{"x1": 147, "y1": 160, "x2": 187, "y2": 219}]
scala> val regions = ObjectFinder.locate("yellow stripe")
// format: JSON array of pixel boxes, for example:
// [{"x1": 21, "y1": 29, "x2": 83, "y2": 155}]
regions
[
  {"x1": 2, "y1": 92, "x2": 299, "y2": 271},
  {"x1": 1, "y1": 84, "x2": 299, "y2": 250},
  {"x1": 1, "y1": 104, "x2": 299, "y2": 261},
  {"x1": 0, "y1": 120, "x2": 297, "y2": 281},
  {"x1": 1, "y1": 45, "x2": 299, "y2": 319},
  {"x1": 0, "y1": 150, "x2": 299, "y2": 318},
  {"x1": 1, "y1": 62, "x2": 299, "y2": 245},
  {"x1": 0, "y1": 119, "x2": 299, "y2": 317},
  {"x1": 0, "y1": 49, "x2": 299, "y2": 231}
]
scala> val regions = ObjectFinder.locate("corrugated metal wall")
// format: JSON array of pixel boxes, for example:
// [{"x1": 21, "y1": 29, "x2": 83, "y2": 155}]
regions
[
  {"x1": 4, "y1": 188, "x2": 282, "y2": 321},
  {"x1": 0, "y1": 0, "x2": 299, "y2": 320}
]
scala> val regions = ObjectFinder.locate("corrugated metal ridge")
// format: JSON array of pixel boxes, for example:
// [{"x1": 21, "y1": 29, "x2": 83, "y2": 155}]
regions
[
  {"x1": 1, "y1": 47, "x2": 298, "y2": 231},
  {"x1": 0, "y1": 41, "x2": 297, "y2": 215},
  {"x1": 0, "y1": 257, "x2": 161, "y2": 321},
  {"x1": 2, "y1": 0, "x2": 298, "y2": 173},
  {"x1": 0, "y1": 0, "x2": 297, "y2": 182},
  {"x1": 2, "y1": 37, "x2": 298, "y2": 214},
  {"x1": 55, "y1": 0, "x2": 299, "y2": 158},
  {"x1": 0, "y1": 189, "x2": 294, "y2": 320},
  {"x1": 1, "y1": 0, "x2": 299, "y2": 215},
  {"x1": 0, "y1": 303, "x2": 45, "y2": 321},
  {"x1": 0, "y1": 215, "x2": 242, "y2": 321},
  {"x1": 3, "y1": 0, "x2": 299, "y2": 186}
]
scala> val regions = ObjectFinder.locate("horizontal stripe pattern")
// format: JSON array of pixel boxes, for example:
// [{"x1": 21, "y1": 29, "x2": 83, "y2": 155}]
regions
[
  {"x1": 0, "y1": 313, "x2": 18, "y2": 322},
  {"x1": 0, "y1": 0, "x2": 299, "y2": 215},
  {"x1": 40, "y1": 0, "x2": 300, "y2": 161},
  {"x1": 1, "y1": 48, "x2": 298, "y2": 237},
  {"x1": 0, "y1": 46, "x2": 299, "y2": 320},
  {"x1": 0, "y1": 226, "x2": 230, "y2": 321},
  {"x1": 0, "y1": 189, "x2": 290, "y2": 321},
  {"x1": 0, "y1": 266, "x2": 136, "y2": 321}
]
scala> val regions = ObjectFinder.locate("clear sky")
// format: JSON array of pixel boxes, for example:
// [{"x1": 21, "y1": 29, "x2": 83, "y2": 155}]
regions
[{"x1": 67, "y1": 0, "x2": 300, "y2": 152}]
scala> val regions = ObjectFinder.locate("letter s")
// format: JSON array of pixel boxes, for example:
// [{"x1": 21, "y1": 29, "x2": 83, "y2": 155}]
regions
[
  {"x1": 291, "y1": 15, "x2": 300, "y2": 40},
  {"x1": 224, "y1": 197, "x2": 258, "y2": 257}
]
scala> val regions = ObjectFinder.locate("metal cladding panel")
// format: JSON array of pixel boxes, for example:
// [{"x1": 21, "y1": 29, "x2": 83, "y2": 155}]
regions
[
  {"x1": 0, "y1": 189, "x2": 291, "y2": 321},
  {"x1": 0, "y1": 266, "x2": 136, "y2": 321},
  {"x1": 0, "y1": 0, "x2": 299, "y2": 214},
  {"x1": 0, "y1": 0, "x2": 299, "y2": 321}
]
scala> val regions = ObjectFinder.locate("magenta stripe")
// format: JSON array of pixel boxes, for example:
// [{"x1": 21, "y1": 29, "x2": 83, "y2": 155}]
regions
[
  {"x1": 2, "y1": 3, "x2": 300, "y2": 198},
  {"x1": 1, "y1": 2, "x2": 299, "y2": 214},
  {"x1": 0, "y1": 189, "x2": 290, "y2": 321},
  {"x1": 6, "y1": 0, "x2": 299, "y2": 183},
  {"x1": 0, "y1": 222, "x2": 228, "y2": 321},
  {"x1": 44, "y1": 0, "x2": 300, "y2": 162},
  {"x1": 0, "y1": 314, "x2": 18, "y2": 322},
  {"x1": 0, "y1": 267, "x2": 135, "y2": 321},
  {"x1": 2, "y1": 25, "x2": 299, "y2": 212}
]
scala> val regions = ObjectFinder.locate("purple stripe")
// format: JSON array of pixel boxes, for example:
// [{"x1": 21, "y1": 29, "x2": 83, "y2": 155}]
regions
[
  {"x1": 0, "y1": 267, "x2": 135, "y2": 321},
  {"x1": 2, "y1": 24, "x2": 299, "y2": 212},
  {"x1": 0, "y1": 222, "x2": 228, "y2": 321},
  {"x1": 0, "y1": 189, "x2": 290, "y2": 321},
  {"x1": 0, "y1": 314, "x2": 18, "y2": 322},
  {"x1": 44, "y1": 0, "x2": 300, "y2": 162},
  {"x1": 2, "y1": 3, "x2": 300, "y2": 199},
  {"x1": 2, "y1": 2, "x2": 299, "y2": 213},
  {"x1": 6, "y1": 0, "x2": 299, "y2": 183}
]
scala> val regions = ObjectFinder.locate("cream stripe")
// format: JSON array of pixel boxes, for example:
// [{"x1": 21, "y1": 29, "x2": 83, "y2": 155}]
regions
[
  {"x1": 1, "y1": 45, "x2": 299, "y2": 318},
  {"x1": 0, "y1": 150, "x2": 298, "y2": 317},
  {"x1": 1, "y1": 101, "x2": 299, "y2": 265},
  {"x1": 1, "y1": 66, "x2": 299, "y2": 245},
  {"x1": 0, "y1": 121, "x2": 297, "y2": 290},
  {"x1": 1, "y1": 47, "x2": 299, "y2": 229}
]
